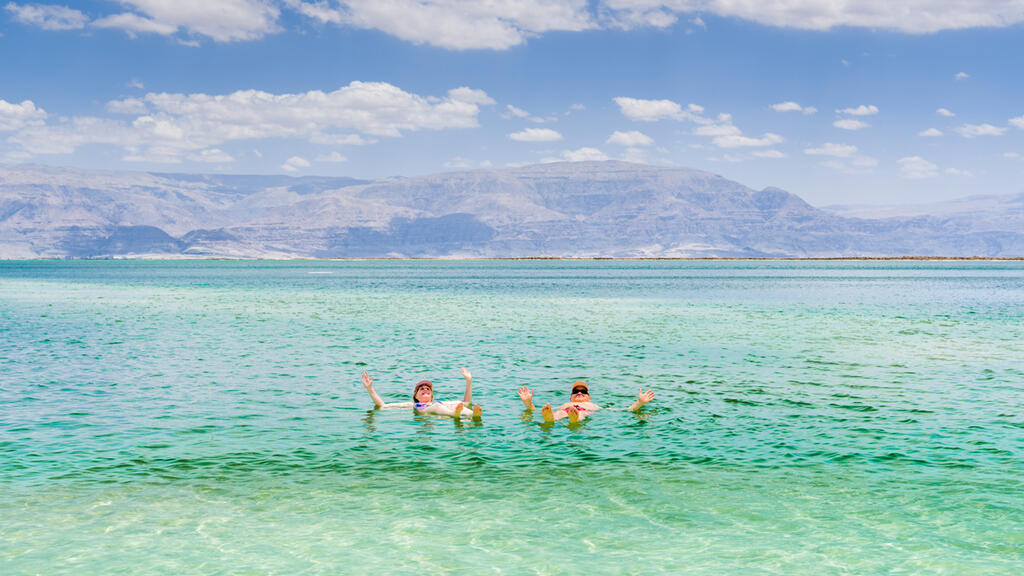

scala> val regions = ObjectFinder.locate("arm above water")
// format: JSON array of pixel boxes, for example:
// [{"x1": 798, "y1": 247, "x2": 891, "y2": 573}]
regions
[
  {"x1": 626, "y1": 390, "x2": 655, "y2": 412},
  {"x1": 362, "y1": 371, "x2": 413, "y2": 409},
  {"x1": 517, "y1": 387, "x2": 536, "y2": 411}
]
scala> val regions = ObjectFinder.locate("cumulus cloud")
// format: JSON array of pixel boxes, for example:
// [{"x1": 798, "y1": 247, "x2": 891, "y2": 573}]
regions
[
  {"x1": 502, "y1": 104, "x2": 545, "y2": 123},
  {"x1": 954, "y1": 123, "x2": 1007, "y2": 138},
  {"x1": 5, "y1": 2, "x2": 87, "y2": 30},
  {"x1": 106, "y1": 97, "x2": 149, "y2": 115},
  {"x1": 561, "y1": 147, "x2": 609, "y2": 161},
  {"x1": 804, "y1": 143, "x2": 857, "y2": 157},
  {"x1": 0, "y1": 99, "x2": 48, "y2": 131},
  {"x1": 837, "y1": 104, "x2": 879, "y2": 116},
  {"x1": 287, "y1": 0, "x2": 594, "y2": 50},
  {"x1": 597, "y1": 1, "x2": 1024, "y2": 34},
  {"x1": 899, "y1": 156, "x2": 939, "y2": 179},
  {"x1": 614, "y1": 97, "x2": 707, "y2": 123},
  {"x1": 955, "y1": 71, "x2": 970, "y2": 80},
  {"x1": 771, "y1": 101, "x2": 816, "y2": 115},
  {"x1": 833, "y1": 119, "x2": 869, "y2": 130},
  {"x1": 937, "y1": 108, "x2": 955, "y2": 117},
  {"x1": 93, "y1": 12, "x2": 179, "y2": 36},
  {"x1": 944, "y1": 167, "x2": 972, "y2": 176},
  {"x1": 918, "y1": 127, "x2": 942, "y2": 137},
  {"x1": 188, "y1": 148, "x2": 234, "y2": 163},
  {"x1": 9, "y1": 81, "x2": 494, "y2": 162},
  {"x1": 508, "y1": 128, "x2": 563, "y2": 142},
  {"x1": 606, "y1": 130, "x2": 654, "y2": 146},
  {"x1": 282, "y1": 156, "x2": 311, "y2": 171},
  {"x1": 689, "y1": 114, "x2": 783, "y2": 149},
  {"x1": 98, "y1": 0, "x2": 281, "y2": 42},
  {"x1": 316, "y1": 151, "x2": 348, "y2": 162},
  {"x1": 752, "y1": 149, "x2": 786, "y2": 159},
  {"x1": 1009, "y1": 115, "x2": 1024, "y2": 129}
]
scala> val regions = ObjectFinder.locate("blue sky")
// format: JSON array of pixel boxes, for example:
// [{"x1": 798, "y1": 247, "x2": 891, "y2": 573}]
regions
[{"x1": 2, "y1": 1, "x2": 1024, "y2": 205}]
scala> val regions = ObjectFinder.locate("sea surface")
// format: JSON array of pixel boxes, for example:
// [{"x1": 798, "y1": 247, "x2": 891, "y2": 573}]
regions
[{"x1": 1, "y1": 260, "x2": 1022, "y2": 575}]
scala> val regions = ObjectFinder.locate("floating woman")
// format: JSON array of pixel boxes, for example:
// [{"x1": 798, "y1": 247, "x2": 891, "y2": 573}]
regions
[
  {"x1": 517, "y1": 380, "x2": 653, "y2": 424},
  {"x1": 362, "y1": 368, "x2": 482, "y2": 421}
]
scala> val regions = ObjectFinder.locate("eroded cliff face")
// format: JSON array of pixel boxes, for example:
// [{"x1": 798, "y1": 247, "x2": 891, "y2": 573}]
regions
[{"x1": 2, "y1": 161, "x2": 1021, "y2": 258}]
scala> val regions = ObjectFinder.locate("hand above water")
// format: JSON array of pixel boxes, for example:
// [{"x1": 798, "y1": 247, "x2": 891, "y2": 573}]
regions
[
  {"x1": 517, "y1": 386, "x2": 535, "y2": 410},
  {"x1": 361, "y1": 371, "x2": 373, "y2": 390},
  {"x1": 461, "y1": 367, "x2": 472, "y2": 381}
]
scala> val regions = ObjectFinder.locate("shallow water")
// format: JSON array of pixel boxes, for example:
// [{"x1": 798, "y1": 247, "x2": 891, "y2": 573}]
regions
[{"x1": 2, "y1": 260, "x2": 1022, "y2": 574}]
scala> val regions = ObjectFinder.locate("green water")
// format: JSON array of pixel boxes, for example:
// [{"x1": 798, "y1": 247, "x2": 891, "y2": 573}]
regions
[{"x1": 2, "y1": 260, "x2": 1022, "y2": 574}]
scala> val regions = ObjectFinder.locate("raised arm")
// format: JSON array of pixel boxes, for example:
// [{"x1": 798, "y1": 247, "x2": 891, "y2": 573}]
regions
[
  {"x1": 627, "y1": 389, "x2": 655, "y2": 412},
  {"x1": 461, "y1": 367, "x2": 473, "y2": 404},
  {"x1": 362, "y1": 371, "x2": 386, "y2": 408},
  {"x1": 517, "y1": 386, "x2": 536, "y2": 411}
]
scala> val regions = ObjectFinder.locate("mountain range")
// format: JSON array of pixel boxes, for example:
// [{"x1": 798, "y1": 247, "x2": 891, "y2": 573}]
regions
[{"x1": 1, "y1": 161, "x2": 1021, "y2": 258}]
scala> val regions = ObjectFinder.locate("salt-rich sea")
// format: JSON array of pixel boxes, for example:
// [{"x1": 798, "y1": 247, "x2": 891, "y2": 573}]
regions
[{"x1": 1, "y1": 260, "x2": 1022, "y2": 575}]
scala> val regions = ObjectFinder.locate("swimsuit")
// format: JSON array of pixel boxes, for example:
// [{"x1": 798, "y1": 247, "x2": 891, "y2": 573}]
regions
[{"x1": 414, "y1": 401, "x2": 441, "y2": 410}]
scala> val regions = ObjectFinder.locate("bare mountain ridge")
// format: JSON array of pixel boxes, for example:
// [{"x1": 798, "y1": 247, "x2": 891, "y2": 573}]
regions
[{"x1": 1, "y1": 161, "x2": 1020, "y2": 258}]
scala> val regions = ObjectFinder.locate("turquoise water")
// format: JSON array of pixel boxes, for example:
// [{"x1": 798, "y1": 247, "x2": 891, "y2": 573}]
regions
[{"x1": 2, "y1": 260, "x2": 1022, "y2": 575}]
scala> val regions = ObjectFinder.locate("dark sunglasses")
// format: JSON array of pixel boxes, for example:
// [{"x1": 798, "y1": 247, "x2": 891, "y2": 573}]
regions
[{"x1": 571, "y1": 388, "x2": 589, "y2": 395}]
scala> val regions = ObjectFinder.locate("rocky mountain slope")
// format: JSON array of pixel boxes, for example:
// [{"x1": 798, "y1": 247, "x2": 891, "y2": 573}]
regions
[{"x1": 1, "y1": 161, "x2": 1020, "y2": 258}]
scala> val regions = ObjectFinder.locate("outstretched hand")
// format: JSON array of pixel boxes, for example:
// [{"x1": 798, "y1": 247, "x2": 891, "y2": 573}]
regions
[
  {"x1": 518, "y1": 386, "x2": 534, "y2": 404},
  {"x1": 636, "y1": 389, "x2": 654, "y2": 406},
  {"x1": 361, "y1": 371, "x2": 373, "y2": 390},
  {"x1": 461, "y1": 367, "x2": 472, "y2": 380}
]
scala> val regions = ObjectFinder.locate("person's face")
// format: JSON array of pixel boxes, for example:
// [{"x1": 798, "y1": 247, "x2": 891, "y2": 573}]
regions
[
  {"x1": 415, "y1": 386, "x2": 433, "y2": 403},
  {"x1": 571, "y1": 388, "x2": 590, "y2": 402}
]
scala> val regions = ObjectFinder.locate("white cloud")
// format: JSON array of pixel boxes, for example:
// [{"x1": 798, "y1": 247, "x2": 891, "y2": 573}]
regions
[
  {"x1": 93, "y1": 12, "x2": 179, "y2": 36},
  {"x1": 597, "y1": 1, "x2": 1024, "y2": 34},
  {"x1": 771, "y1": 101, "x2": 816, "y2": 115},
  {"x1": 936, "y1": 108, "x2": 955, "y2": 117},
  {"x1": 804, "y1": 143, "x2": 857, "y2": 157},
  {"x1": 833, "y1": 119, "x2": 869, "y2": 130},
  {"x1": 109, "y1": 0, "x2": 281, "y2": 42},
  {"x1": 752, "y1": 149, "x2": 786, "y2": 159},
  {"x1": 0, "y1": 99, "x2": 48, "y2": 131},
  {"x1": 837, "y1": 104, "x2": 878, "y2": 116},
  {"x1": 128, "y1": 78, "x2": 145, "y2": 90},
  {"x1": 1009, "y1": 115, "x2": 1024, "y2": 129},
  {"x1": 316, "y1": 151, "x2": 348, "y2": 162},
  {"x1": 954, "y1": 123, "x2": 1007, "y2": 138},
  {"x1": 568, "y1": 103, "x2": 585, "y2": 112},
  {"x1": 606, "y1": 130, "x2": 654, "y2": 146},
  {"x1": 693, "y1": 120, "x2": 782, "y2": 148},
  {"x1": 614, "y1": 96, "x2": 707, "y2": 123},
  {"x1": 544, "y1": 147, "x2": 609, "y2": 162},
  {"x1": 944, "y1": 167, "x2": 972, "y2": 176},
  {"x1": 955, "y1": 71, "x2": 970, "y2": 80},
  {"x1": 288, "y1": 0, "x2": 594, "y2": 50},
  {"x1": 502, "y1": 104, "x2": 545, "y2": 123},
  {"x1": 1004, "y1": 152, "x2": 1020, "y2": 159},
  {"x1": 5, "y1": 2, "x2": 87, "y2": 30},
  {"x1": 282, "y1": 155, "x2": 311, "y2": 172},
  {"x1": 106, "y1": 98, "x2": 149, "y2": 115},
  {"x1": 918, "y1": 128, "x2": 942, "y2": 137},
  {"x1": 508, "y1": 128, "x2": 563, "y2": 142},
  {"x1": 505, "y1": 105, "x2": 531, "y2": 119},
  {"x1": 188, "y1": 148, "x2": 234, "y2": 163},
  {"x1": 9, "y1": 82, "x2": 493, "y2": 162},
  {"x1": 899, "y1": 156, "x2": 939, "y2": 179}
]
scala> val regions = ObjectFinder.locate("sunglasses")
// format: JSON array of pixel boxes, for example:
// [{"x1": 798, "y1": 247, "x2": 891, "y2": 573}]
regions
[{"x1": 571, "y1": 388, "x2": 589, "y2": 395}]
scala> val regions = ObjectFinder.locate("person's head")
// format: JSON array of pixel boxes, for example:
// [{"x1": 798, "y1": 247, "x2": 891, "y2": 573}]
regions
[
  {"x1": 412, "y1": 380, "x2": 433, "y2": 403},
  {"x1": 570, "y1": 381, "x2": 590, "y2": 401}
]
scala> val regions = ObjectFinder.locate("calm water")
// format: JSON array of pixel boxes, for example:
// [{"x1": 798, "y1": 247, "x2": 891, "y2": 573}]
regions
[{"x1": 2, "y1": 260, "x2": 1022, "y2": 575}]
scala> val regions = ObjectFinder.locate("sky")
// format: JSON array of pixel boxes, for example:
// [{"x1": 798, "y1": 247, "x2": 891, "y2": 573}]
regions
[{"x1": 2, "y1": 1, "x2": 1024, "y2": 206}]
